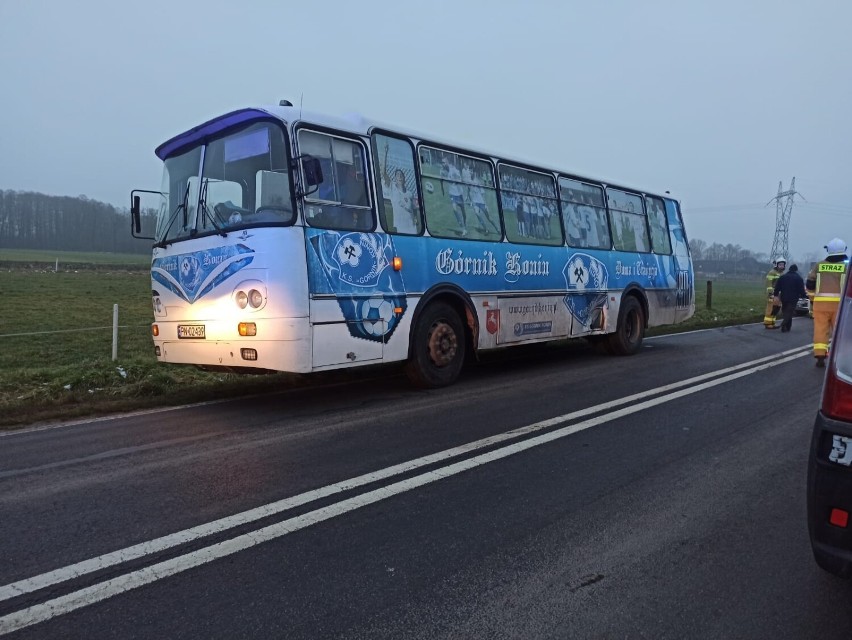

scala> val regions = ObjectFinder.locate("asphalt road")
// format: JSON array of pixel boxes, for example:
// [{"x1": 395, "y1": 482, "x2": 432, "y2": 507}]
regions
[{"x1": 2, "y1": 319, "x2": 851, "y2": 639}]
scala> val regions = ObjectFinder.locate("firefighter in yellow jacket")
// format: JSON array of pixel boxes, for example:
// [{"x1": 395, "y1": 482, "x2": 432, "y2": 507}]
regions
[
  {"x1": 764, "y1": 257, "x2": 786, "y2": 329},
  {"x1": 806, "y1": 238, "x2": 849, "y2": 367}
]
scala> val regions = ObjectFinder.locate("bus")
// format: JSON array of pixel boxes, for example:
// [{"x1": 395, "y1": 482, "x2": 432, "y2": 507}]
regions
[{"x1": 131, "y1": 101, "x2": 694, "y2": 388}]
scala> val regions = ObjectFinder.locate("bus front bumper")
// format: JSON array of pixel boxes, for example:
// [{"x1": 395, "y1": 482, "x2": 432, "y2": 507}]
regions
[{"x1": 153, "y1": 317, "x2": 312, "y2": 373}]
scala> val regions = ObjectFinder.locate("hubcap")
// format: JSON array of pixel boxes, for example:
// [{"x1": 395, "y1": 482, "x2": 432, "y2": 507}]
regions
[{"x1": 427, "y1": 321, "x2": 457, "y2": 367}]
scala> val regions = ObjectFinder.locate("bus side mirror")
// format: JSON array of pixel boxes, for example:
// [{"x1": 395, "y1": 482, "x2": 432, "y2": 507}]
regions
[
  {"x1": 303, "y1": 157, "x2": 323, "y2": 187},
  {"x1": 130, "y1": 188, "x2": 160, "y2": 240},
  {"x1": 131, "y1": 195, "x2": 142, "y2": 233}
]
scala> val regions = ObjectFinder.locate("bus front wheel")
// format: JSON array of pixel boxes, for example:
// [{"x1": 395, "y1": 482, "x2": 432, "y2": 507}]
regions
[
  {"x1": 607, "y1": 296, "x2": 645, "y2": 355},
  {"x1": 406, "y1": 302, "x2": 466, "y2": 388}
]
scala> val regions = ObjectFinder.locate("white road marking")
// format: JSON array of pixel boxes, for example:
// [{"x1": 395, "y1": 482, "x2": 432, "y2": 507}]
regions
[{"x1": 0, "y1": 346, "x2": 810, "y2": 635}]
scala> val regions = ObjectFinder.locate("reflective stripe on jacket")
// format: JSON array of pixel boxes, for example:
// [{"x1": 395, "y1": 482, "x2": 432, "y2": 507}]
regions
[{"x1": 814, "y1": 262, "x2": 847, "y2": 302}]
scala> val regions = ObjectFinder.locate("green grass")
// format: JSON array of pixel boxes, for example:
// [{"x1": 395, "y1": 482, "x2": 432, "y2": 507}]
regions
[
  {"x1": 0, "y1": 267, "x2": 308, "y2": 428},
  {"x1": 0, "y1": 248, "x2": 149, "y2": 267},
  {"x1": 0, "y1": 259, "x2": 767, "y2": 429},
  {"x1": 648, "y1": 278, "x2": 765, "y2": 335}
]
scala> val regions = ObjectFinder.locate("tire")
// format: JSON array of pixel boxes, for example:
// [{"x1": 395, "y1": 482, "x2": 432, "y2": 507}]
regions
[
  {"x1": 405, "y1": 302, "x2": 466, "y2": 388},
  {"x1": 607, "y1": 296, "x2": 645, "y2": 356},
  {"x1": 812, "y1": 546, "x2": 852, "y2": 579}
]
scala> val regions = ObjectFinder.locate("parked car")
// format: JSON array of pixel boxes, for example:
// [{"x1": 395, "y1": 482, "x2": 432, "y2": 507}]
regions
[
  {"x1": 796, "y1": 296, "x2": 811, "y2": 316},
  {"x1": 807, "y1": 277, "x2": 852, "y2": 577}
]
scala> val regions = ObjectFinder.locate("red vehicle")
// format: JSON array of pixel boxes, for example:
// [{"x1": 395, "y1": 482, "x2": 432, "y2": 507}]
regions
[{"x1": 807, "y1": 266, "x2": 852, "y2": 576}]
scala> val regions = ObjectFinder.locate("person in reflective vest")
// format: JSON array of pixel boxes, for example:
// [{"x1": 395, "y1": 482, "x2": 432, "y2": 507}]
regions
[
  {"x1": 764, "y1": 257, "x2": 786, "y2": 329},
  {"x1": 806, "y1": 238, "x2": 849, "y2": 367}
]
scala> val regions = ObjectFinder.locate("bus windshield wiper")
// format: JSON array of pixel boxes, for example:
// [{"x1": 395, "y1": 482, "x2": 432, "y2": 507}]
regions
[
  {"x1": 154, "y1": 182, "x2": 193, "y2": 248},
  {"x1": 197, "y1": 179, "x2": 227, "y2": 237}
]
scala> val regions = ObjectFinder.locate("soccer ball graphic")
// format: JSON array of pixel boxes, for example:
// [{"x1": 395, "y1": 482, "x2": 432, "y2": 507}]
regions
[
  {"x1": 424, "y1": 181, "x2": 435, "y2": 194},
  {"x1": 360, "y1": 297, "x2": 395, "y2": 337}
]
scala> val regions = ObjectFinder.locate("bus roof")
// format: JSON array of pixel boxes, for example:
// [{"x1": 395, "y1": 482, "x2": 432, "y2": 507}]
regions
[{"x1": 155, "y1": 102, "x2": 679, "y2": 203}]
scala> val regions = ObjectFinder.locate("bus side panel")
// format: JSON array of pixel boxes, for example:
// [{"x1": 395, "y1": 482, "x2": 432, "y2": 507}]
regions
[
  {"x1": 304, "y1": 228, "x2": 411, "y2": 369},
  {"x1": 664, "y1": 198, "x2": 695, "y2": 323},
  {"x1": 302, "y1": 225, "x2": 694, "y2": 365},
  {"x1": 312, "y1": 321, "x2": 382, "y2": 367},
  {"x1": 495, "y1": 296, "x2": 571, "y2": 344}
]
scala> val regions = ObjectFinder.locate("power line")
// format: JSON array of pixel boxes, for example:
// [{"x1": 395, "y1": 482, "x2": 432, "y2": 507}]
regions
[
  {"x1": 686, "y1": 203, "x2": 849, "y2": 217},
  {"x1": 686, "y1": 203, "x2": 766, "y2": 213}
]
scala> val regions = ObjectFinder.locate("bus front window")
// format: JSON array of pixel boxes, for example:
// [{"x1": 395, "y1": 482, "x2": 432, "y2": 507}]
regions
[
  {"x1": 198, "y1": 122, "x2": 294, "y2": 233},
  {"x1": 156, "y1": 147, "x2": 201, "y2": 245},
  {"x1": 155, "y1": 121, "x2": 293, "y2": 245}
]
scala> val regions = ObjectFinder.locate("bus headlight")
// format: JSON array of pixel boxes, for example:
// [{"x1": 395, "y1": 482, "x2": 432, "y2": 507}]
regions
[{"x1": 233, "y1": 280, "x2": 267, "y2": 311}]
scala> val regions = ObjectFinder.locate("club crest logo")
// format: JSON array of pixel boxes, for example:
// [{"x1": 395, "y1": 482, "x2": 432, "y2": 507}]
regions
[
  {"x1": 330, "y1": 233, "x2": 390, "y2": 288},
  {"x1": 564, "y1": 253, "x2": 608, "y2": 291},
  {"x1": 179, "y1": 255, "x2": 202, "y2": 291}
]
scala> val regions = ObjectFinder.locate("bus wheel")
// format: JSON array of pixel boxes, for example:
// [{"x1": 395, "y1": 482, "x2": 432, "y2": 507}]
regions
[
  {"x1": 406, "y1": 302, "x2": 466, "y2": 388},
  {"x1": 607, "y1": 296, "x2": 645, "y2": 355}
]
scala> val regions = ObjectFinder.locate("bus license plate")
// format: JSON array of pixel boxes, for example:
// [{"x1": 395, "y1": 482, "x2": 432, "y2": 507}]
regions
[{"x1": 177, "y1": 325, "x2": 206, "y2": 339}]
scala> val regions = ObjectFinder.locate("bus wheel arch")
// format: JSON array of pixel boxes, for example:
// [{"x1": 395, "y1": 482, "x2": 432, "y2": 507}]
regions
[
  {"x1": 607, "y1": 288, "x2": 647, "y2": 356},
  {"x1": 405, "y1": 286, "x2": 477, "y2": 388}
]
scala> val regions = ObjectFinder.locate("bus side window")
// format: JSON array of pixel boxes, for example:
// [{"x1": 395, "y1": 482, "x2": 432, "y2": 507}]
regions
[
  {"x1": 559, "y1": 178, "x2": 610, "y2": 250},
  {"x1": 317, "y1": 159, "x2": 335, "y2": 201},
  {"x1": 372, "y1": 133, "x2": 423, "y2": 235},
  {"x1": 253, "y1": 171, "x2": 294, "y2": 223},
  {"x1": 298, "y1": 129, "x2": 373, "y2": 231},
  {"x1": 646, "y1": 195, "x2": 672, "y2": 254},
  {"x1": 337, "y1": 161, "x2": 368, "y2": 207}
]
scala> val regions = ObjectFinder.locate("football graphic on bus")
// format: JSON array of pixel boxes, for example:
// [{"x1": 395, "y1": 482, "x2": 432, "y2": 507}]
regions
[
  {"x1": 360, "y1": 297, "x2": 396, "y2": 338},
  {"x1": 562, "y1": 253, "x2": 609, "y2": 330},
  {"x1": 424, "y1": 181, "x2": 435, "y2": 194}
]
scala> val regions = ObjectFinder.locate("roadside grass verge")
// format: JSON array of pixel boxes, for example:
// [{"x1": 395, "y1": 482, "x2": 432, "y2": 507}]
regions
[
  {"x1": 0, "y1": 248, "x2": 149, "y2": 268},
  {"x1": 647, "y1": 278, "x2": 764, "y2": 335},
  {"x1": 0, "y1": 266, "x2": 768, "y2": 429}
]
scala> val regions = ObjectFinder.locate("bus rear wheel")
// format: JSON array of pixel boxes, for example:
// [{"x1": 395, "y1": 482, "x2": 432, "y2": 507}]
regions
[
  {"x1": 607, "y1": 296, "x2": 645, "y2": 355},
  {"x1": 405, "y1": 302, "x2": 466, "y2": 388}
]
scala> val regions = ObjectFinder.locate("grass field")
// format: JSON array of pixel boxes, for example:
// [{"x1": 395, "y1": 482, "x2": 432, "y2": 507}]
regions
[
  {"x1": 0, "y1": 258, "x2": 768, "y2": 429},
  {"x1": 0, "y1": 267, "x2": 307, "y2": 427},
  {"x1": 647, "y1": 277, "x2": 765, "y2": 336},
  {"x1": 0, "y1": 248, "x2": 149, "y2": 267}
]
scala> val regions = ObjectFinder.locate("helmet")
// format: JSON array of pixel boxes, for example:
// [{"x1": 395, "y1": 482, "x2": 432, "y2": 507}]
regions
[
  {"x1": 826, "y1": 238, "x2": 847, "y2": 257},
  {"x1": 773, "y1": 256, "x2": 787, "y2": 266}
]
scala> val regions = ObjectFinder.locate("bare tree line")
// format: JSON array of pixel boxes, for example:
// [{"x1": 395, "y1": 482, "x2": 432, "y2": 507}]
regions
[
  {"x1": 689, "y1": 238, "x2": 821, "y2": 268},
  {"x1": 0, "y1": 190, "x2": 155, "y2": 254},
  {"x1": 687, "y1": 238, "x2": 768, "y2": 262}
]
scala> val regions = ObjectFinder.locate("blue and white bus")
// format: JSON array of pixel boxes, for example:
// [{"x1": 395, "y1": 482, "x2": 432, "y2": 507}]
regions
[{"x1": 131, "y1": 101, "x2": 694, "y2": 388}]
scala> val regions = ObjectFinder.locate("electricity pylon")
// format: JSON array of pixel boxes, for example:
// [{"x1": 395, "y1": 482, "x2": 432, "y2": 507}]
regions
[{"x1": 766, "y1": 178, "x2": 804, "y2": 262}]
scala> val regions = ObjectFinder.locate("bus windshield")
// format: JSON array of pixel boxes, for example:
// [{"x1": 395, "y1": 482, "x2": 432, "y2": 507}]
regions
[{"x1": 155, "y1": 121, "x2": 293, "y2": 245}]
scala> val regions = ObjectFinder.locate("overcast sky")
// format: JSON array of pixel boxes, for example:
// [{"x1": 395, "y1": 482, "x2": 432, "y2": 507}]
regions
[{"x1": 1, "y1": 0, "x2": 849, "y2": 262}]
